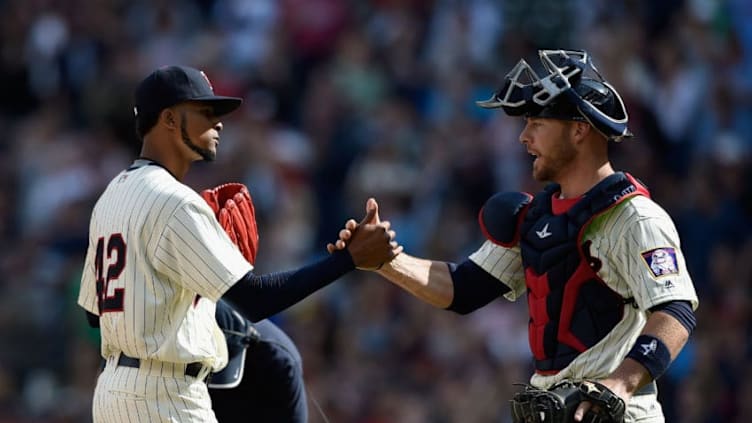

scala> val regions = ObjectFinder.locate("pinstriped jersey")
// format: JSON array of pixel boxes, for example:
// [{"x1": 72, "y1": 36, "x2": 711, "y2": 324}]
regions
[
  {"x1": 77, "y1": 160, "x2": 252, "y2": 371},
  {"x1": 469, "y1": 194, "x2": 698, "y2": 389}
]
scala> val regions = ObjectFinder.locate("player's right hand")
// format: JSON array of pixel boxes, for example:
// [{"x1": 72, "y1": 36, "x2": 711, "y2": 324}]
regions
[
  {"x1": 328, "y1": 198, "x2": 402, "y2": 270},
  {"x1": 326, "y1": 221, "x2": 356, "y2": 254},
  {"x1": 326, "y1": 198, "x2": 380, "y2": 254}
]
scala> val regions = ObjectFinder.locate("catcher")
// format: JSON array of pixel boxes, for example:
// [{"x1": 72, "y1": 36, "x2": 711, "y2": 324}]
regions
[{"x1": 329, "y1": 50, "x2": 698, "y2": 422}]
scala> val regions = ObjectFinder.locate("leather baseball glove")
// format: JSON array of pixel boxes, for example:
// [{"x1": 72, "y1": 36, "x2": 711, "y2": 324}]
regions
[
  {"x1": 510, "y1": 380, "x2": 626, "y2": 423},
  {"x1": 201, "y1": 183, "x2": 259, "y2": 265}
]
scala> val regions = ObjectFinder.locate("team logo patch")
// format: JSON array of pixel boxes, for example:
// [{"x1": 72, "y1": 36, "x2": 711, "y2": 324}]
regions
[{"x1": 641, "y1": 247, "x2": 679, "y2": 277}]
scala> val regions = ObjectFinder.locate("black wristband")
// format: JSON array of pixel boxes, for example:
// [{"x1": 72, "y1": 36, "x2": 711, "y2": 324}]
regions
[{"x1": 626, "y1": 335, "x2": 671, "y2": 380}]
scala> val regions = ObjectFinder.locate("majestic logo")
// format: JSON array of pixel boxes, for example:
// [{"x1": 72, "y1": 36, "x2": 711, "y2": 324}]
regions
[
  {"x1": 641, "y1": 247, "x2": 679, "y2": 278},
  {"x1": 640, "y1": 339, "x2": 658, "y2": 356},
  {"x1": 536, "y1": 223, "x2": 552, "y2": 239}
]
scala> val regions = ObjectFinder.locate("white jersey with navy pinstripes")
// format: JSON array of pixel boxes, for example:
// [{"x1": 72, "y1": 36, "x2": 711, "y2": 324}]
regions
[
  {"x1": 77, "y1": 160, "x2": 252, "y2": 371},
  {"x1": 469, "y1": 194, "x2": 698, "y2": 390}
]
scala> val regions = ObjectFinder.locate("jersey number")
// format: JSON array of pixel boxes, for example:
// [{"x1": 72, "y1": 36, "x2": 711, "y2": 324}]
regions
[{"x1": 95, "y1": 234, "x2": 126, "y2": 313}]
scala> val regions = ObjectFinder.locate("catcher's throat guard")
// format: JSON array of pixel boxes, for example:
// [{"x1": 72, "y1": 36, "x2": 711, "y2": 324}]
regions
[{"x1": 477, "y1": 49, "x2": 632, "y2": 142}]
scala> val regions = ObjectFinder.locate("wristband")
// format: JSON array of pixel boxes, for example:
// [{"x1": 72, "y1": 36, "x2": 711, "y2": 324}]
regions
[{"x1": 626, "y1": 335, "x2": 671, "y2": 380}]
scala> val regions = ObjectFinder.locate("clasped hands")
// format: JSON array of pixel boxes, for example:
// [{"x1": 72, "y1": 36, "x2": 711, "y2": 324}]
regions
[{"x1": 327, "y1": 198, "x2": 402, "y2": 270}]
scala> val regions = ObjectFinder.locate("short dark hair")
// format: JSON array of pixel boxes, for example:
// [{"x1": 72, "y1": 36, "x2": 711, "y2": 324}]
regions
[{"x1": 135, "y1": 111, "x2": 160, "y2": 141}]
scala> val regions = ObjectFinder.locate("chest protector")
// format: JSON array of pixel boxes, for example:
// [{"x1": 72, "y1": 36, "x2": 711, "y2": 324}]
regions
[{"x1": 519, "y1": 172, "x2": 648, "y2": 374}]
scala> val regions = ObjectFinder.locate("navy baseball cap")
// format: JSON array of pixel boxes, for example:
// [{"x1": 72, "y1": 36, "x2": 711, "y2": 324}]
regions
[{"x1": 134, "y1": 65, "x2": 243, "y2": 118}]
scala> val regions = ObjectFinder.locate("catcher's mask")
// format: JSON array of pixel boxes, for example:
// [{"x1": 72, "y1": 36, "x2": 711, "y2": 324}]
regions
[{"x1": 477, "y1": 49, "x2": 632, "y2": 142}]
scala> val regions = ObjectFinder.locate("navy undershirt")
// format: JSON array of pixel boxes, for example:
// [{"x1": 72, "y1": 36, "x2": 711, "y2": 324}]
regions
[
  {"x1": 222, "y1": 250, "x2": 354, "y2": 322},
  {"x1": 85, "y1": 250, "x2": 355, "y2": 327},
  {"x1": 446, "y1": 259, "x2": 511, "y2": 314}
]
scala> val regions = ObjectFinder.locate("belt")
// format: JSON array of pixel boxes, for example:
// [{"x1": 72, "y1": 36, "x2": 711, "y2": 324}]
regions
[{"x1": 102, "y1": 354, "x2": 209, "y2": 382}]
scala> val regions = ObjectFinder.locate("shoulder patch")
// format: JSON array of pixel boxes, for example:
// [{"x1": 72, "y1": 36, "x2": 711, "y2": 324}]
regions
[{"x1": 641, "y1": 247, "x2": 679, "y2": 278}]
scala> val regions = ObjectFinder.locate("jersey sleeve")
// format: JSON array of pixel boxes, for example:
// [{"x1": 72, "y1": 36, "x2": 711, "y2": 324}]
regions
[
  {"x1": 468, "y1": 240, "x2": 526, "y2": 301},
  {"x1": 610, "y1": 200, "x2": 699, "y2": 311},
  {"x1": 77, "y1": 238, "x2": 99, "y2": 314},
  {"x1": 152, "y1": 200, "x2": 253, "y2": 302}
]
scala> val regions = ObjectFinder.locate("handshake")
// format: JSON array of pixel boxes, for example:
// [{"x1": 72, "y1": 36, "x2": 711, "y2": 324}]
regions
[
  {"x1": 326, "y1": 197, "x2": 402, "y2": 271},
  {"x1": 203, "y1": 184, "x2": 449, "y2": 309},
  {"x1": 202, "y1": 184, "x2": 400, "y2": 271}
]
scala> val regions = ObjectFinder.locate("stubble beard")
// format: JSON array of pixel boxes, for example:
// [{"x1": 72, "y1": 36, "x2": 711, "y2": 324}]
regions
[
  {"x1": 180, "y1": 112, "x2": 216, "y2": 162},
  {"x1": 532, "y1": 132, "x2": 577, "y2": 182}
]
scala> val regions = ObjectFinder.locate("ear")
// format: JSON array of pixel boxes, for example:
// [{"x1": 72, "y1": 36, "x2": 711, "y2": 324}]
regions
[
  {"x1": 161, "y1": 108, "x2": 177, "y2": 129},
  {"x1": 570, "y1": 121, "x2": 591, "y2": 143}
]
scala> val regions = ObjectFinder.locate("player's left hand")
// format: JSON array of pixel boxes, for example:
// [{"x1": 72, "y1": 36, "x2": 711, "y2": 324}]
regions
[
  {"x1": 201, "y1": 183, "x2": 259, "y2": 265},
  {"x1": 573, "y1": 379, "x2": 630, "y2": 421},
  {"x1": 510, "y1": 380, "x2": 626, "y2": 423}
]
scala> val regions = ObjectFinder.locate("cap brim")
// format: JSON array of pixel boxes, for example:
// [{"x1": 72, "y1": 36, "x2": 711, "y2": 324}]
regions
[
  {"x1": 194, "y1": 96, "x2": 243, "y2": 117},
  {"x1": 207, "y1": 345, "x2": 247, "y2": 389}
]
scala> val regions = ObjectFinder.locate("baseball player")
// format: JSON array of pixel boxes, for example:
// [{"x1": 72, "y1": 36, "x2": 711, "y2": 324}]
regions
[
  {"x1": 330, "y1": 50, "x2": 699, "y2": 422},
  {"x1": 77, "y1": 65, "x2": 400, "y2": 422}
]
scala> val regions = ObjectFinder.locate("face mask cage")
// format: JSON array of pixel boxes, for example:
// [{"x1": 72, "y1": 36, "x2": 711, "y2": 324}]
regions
[{"x1": 477, "y1": 49, "x2": 633, "y2": 141}]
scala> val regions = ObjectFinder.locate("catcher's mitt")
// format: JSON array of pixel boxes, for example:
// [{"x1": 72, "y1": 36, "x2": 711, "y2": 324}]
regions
[
  {"x1": 510, "y1": 380, "x2": 625, "y2": 423},
  {"x1": 201, "y1": 183, "x2": 259, "y2": 265}
]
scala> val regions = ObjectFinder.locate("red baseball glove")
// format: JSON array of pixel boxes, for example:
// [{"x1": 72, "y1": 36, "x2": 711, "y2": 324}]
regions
[{"x1": 201, "y1": 183, "x2": 259, "y2": 265}]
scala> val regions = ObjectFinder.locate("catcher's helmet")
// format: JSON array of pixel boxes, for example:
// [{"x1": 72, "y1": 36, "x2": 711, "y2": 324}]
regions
[
  {"x1": 211, "y1": 302, "x2": 260, "y2": 389},
  {"x1": 477, "y1": 50, "x2": 632, "y2": 142}
]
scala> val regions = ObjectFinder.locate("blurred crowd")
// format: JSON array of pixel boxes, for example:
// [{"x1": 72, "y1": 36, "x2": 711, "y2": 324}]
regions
[{"x1": 0, "y1": 0, "x2": 750, "y2": 422}]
